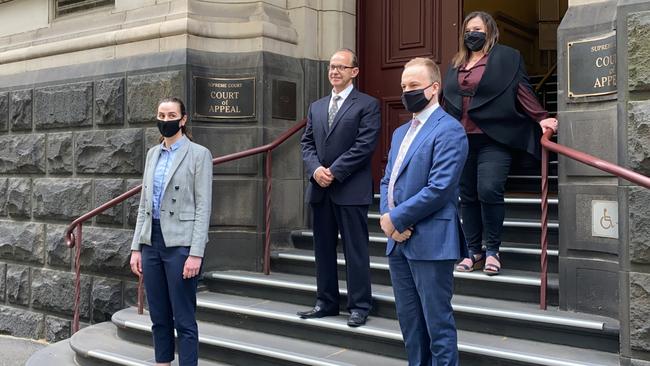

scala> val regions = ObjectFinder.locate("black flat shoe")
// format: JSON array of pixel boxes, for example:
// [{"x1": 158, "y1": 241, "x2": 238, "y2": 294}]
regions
[
  {"x1": 347, "y1": 311, "x2": 368, "y2": 327},
  {"x1": 297, "y1": 306, "x2": 339, "y2": 319}
]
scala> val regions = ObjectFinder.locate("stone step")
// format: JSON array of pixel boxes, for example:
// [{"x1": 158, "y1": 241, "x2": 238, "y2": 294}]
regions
[
  {"x1": 112, "y1": 307, "x2": 405, "y2": 366},
  {"x1": 195, "y1": 281, "x2": 618, "y2": 353},
  {"x1": 505, "y1": 175, "x2": 558, "y2": 193},
  {"x1": 188, "y1": 289, "x2": 619, "y2": 366},
  {"x1": 69, "y1": 322, "x2": 230, "y2": 366},
  {"x1": 372, "y1": 193, "x2": 559, "y2": 204},
  {"x1": 268, "y1": 251, "x2": 559, "y2": 305},
  {"x1": 291, "y1": 229, "x2": 559, "y2": 272},
  {"x1": 26, "y1": 338, "x2": 77, "y2": 366},
  {"x1": 369, "y1": 193, "x2": 560, "y2": 218},
  {"x1": 362, "y1": 214, "x2": 560, "y2": 246}
]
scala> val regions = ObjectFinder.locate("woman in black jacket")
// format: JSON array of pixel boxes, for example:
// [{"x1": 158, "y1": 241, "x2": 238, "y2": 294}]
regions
[{"x1": 442, "y1": 11, "x2": 557, "y2": 275}]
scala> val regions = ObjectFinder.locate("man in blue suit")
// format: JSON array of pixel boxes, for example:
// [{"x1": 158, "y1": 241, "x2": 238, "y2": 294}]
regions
[
  {"x1": 379, "y1": 57, "x2": 469, "y2": 365},
  {"x1": 299, "y1": 49, "x2": 381, "y2": 327}
]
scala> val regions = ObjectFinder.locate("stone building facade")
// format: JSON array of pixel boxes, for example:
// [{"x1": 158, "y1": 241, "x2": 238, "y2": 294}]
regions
[
  {"x1": 0, "y1": 0, "x2": 352, "y2": 342},
  {"x1": 1, "y1": 1, "x2": 650, "y2": 365}
]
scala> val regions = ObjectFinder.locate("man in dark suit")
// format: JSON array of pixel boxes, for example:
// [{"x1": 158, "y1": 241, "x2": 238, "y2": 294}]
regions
[
  {"x1": 299, "y1": 48, "x2": 381, "y2": 327},
  {"x1": 379, "y1": 57, "x2": 468, "y2": 365}
]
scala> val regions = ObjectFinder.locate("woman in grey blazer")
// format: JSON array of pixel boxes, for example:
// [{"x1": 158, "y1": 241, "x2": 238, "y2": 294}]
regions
[{"x1": 129, "y1": 97, "x2": 213, "y2": 366}]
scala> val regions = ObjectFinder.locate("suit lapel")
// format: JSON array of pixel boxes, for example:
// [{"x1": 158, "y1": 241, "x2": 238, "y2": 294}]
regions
[
  {"x1": 395, "y1": 107, "x2": 444, "y2": 179},
  {"x1": 161, "y1": 140, "x2": 190, "y2": 195},
  {"x1": 146, "y1": 146, "x2": 162, "y2": 207},
  {"x1": 326, "y1": 89, "x2": 357, "y2": 140},
  {"x1": 317, "y1": 97, "x2": 330, "y2": 138}
]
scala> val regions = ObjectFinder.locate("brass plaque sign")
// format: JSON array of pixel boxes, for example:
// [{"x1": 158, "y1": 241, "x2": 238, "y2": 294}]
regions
[
  {"x1": 567, "y1": 33, "x2": 616, "y2": 98},
  {"x1": 194, "y1": 76, "x2": 255, "y2": 119}
]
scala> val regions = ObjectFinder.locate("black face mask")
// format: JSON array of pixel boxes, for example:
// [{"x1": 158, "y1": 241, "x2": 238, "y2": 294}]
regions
[
  {"x1": 157, "y1": 118, "x2": 182, "y2": 138},
  {"x1": 464, "y1": 31, "x2": 486, "y2": 52},
  {"x1": 401, "y1": 83, "x2": 433, "y2": 113}
]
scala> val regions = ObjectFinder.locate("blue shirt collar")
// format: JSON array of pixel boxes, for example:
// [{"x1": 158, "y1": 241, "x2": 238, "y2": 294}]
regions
[{"x1": 161, "y1": 135, "x2": 187, "y2": 152}]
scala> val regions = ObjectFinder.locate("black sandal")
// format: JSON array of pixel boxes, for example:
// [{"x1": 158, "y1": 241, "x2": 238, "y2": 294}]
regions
[
  {"x1": 455, "y1": 252, "x2": 485, "y2": 272},
  {"x1": 483, "y1": 253, "x2": 501, "y2": 276}
]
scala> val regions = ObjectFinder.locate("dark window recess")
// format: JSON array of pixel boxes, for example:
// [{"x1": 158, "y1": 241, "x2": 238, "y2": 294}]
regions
[{"x1": 55, "y1": 0, "x2": 114, "y2": 17}]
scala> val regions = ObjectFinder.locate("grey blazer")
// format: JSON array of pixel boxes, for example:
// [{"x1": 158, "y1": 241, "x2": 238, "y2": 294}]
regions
[{"x1": 131, "y1": 138, "x2": 213, "y2": 257}]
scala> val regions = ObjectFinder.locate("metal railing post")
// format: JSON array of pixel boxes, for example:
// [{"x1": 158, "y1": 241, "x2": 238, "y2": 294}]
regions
[
  {"x1": 263, "y1": 150, "x2": 273, "y2": 275},
  {"x1": 540, "y1": 140, "x2": 549, "y2": 310},
  {"x1": 72, "y1": 224, "x2": 83, "y2": 333},
  {"x1": 137, "y1": 274, "x2": 144, "y2": 314}
]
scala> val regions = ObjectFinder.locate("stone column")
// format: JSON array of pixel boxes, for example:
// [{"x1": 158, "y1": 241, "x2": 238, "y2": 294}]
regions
[
  {"x1": 180, "y1": 0, "x2": 357, "y2": 271},
  {"x1": 617, "y1": 1, "x2": 650, "y2": 364},
  {"x1": 557, "y1": 0, "x2": 620, "y2": 317}
]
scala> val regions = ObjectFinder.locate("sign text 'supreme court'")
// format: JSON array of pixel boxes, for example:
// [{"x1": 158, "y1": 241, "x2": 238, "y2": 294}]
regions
[
  {"x1": 567, "y1": 33, "x2": 616, "y2": 98},
  {"x1": 194, "y1": 76, "x2": 256, "y2": 119}
]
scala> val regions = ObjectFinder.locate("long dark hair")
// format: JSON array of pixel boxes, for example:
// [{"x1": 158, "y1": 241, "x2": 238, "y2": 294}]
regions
[
  {"x1": 157, "y1": 97, "x2": 193, "y2": 142},
  {"x1": 451, "y1": 11, "x2": 500, "y2": 68}
]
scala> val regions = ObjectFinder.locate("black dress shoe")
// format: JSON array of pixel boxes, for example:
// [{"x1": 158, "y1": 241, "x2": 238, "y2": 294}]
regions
[
  {"x1": 296, "y1": 306, "x2": 339, "y2": 319},
  {"x1": 347, "y1": 311, "x2": 368, "y2": 327}
]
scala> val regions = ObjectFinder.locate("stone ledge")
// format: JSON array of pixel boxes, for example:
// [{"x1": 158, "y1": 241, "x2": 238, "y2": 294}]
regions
[{"x1": 0, "y1": 15, "x2": 298, "y2": 66}]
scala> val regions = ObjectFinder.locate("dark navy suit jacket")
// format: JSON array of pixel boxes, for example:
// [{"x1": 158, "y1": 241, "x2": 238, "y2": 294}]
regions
[
  {"x1": 301, "y1": 88, "x2": 381, "y2": 205},
  {"x1": 380, "y1": 106, "x2": 469, "y2": 260}
]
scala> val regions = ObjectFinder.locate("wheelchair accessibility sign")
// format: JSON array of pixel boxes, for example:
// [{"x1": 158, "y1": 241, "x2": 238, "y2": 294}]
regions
[{"x1": 592, "y1": 200, "x2": 618, "y2": 239}]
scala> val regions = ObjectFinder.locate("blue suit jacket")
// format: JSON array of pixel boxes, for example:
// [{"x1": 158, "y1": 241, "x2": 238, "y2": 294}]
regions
[
  {"x1": 380, "y1": 106, "x2": 469, "y2": 260},
  {"x1": 301, "y1": 88, "x2": 381, "y2": 205}
]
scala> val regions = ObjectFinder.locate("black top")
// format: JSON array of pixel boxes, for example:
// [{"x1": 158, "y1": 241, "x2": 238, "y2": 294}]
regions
[{"x1": 442, "y1": 44, "x2": 543, "y2": 159}]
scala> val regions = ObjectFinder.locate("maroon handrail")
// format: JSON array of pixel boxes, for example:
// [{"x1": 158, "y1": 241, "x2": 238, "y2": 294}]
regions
[
  {"x1": 64, "y1": 118, "x2": 307, "y2": 333},
  {"x1": 539, "y1": 129, "x2": 650, "y2": 309}
]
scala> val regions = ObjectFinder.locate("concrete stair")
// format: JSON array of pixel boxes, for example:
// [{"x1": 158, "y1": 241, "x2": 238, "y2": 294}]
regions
[
  {"x1": 191, "y1": 288, "x2": 617, "y2": 366},
  {"x1": 27, "y1": 153, "x2": 622, "y2": 365},
  {"x1": 203, "y1": 271, "x2": 616, "y2": 353}
]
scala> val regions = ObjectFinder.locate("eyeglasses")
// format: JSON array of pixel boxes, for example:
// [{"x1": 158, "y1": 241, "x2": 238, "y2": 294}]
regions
[{"x1": 328, "y1": 64, "x2": 356, "y2": 72}]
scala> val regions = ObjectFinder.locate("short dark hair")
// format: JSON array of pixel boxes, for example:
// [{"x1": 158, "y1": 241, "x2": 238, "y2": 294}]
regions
[{"x1": 336, "y1": 48, "x2": 359, "y2": 67}]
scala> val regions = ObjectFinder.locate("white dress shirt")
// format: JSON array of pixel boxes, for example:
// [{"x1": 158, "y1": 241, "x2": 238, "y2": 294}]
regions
[{"x1": 329, "y1": 83, "x2": 354, "y2": 112}]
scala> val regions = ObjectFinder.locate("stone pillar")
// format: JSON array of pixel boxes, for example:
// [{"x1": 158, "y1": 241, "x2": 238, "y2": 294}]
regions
[
  {"x1": 617, "y1": 1, "x2": 650, "y2": 364},
  {"x1": 557, "y1": 0, "x2": 620, "y2": 317}
]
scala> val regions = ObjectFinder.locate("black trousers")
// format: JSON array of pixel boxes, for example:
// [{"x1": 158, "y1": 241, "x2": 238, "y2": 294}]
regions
[
  {"x1": 142, "y1": 220, "x2": 200, "y2": 366},
  {"x1": 311, "y1": 192, "x2": 372, "y2": 315},
  {"x1": 459, "y1": 134, "x2": 512, "y2": 257}
]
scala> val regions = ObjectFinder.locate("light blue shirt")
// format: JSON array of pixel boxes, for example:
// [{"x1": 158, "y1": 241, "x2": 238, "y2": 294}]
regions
[{"x1": 152, "y1": 136, "x2": 187, "y2": 219}]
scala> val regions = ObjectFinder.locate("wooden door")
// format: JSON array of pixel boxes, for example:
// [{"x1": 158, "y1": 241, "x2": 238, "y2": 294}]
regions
[{"x1": 357, "y1": 0, "x2": 462, "y2": 190}]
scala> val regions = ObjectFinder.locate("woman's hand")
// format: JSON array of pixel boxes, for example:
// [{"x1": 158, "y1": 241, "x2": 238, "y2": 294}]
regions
[
  {"x1": 540, "y1": 117, "x2": 558, "y2": 134},
  {"x1": 183, "y1": 255, "x2": 203, "y2": 279},
  {"x1": 130, "y1": 250, "x2": 142, "y2": 277}
]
